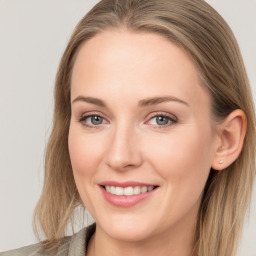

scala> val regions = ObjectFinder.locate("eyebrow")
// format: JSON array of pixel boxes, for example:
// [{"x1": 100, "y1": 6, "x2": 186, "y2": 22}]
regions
[
  {"x1": 72, "y1": 96, "x2": 106, "y2": 107},
  {"x1": 72, "y1": 96, "x2": 189, "y2": 107},
  {"x1": 138, "y1": 96, "x2": 189, "y2": 107}
]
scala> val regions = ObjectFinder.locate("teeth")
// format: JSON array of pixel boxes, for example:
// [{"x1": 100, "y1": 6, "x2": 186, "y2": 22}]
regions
[
  {"x1": 110, "y1": 186, "x2": 115, "y2": 194},
  {"x1": 115, "y1": 187, "x2": 123, "y2": 195},
  {"x1": 141, "y1": 186, "x2": 147, "y2": 193},
  {"x1": 104, "y1": 185, "x2": 156, "y2": 195},
  {"x1": 148, "y1": 186, "x2": 154, "y2": 192},
  {"x1": 134, "y1": 186, "x2": 141, "y2": 194},
  {"x1": 124, "y1": 186, "x2": 133, "y2": 196}
]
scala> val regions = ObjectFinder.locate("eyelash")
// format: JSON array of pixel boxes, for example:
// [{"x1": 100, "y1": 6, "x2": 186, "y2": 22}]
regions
[
  {"x1": 78, "y1": 112, "x2": 178, "y2": 129},
  {"x1": 146, "y1": 112, "x2": 178, "y2": 129},
  {"x1": 78, "y1": 112, "x2": 108, "y2": 129}
]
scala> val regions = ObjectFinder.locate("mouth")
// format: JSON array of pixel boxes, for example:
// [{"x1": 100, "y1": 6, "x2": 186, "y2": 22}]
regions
[
  {"x1": 99, "y1": 181, "x2": 159, "y2": 207},
  {"x1": 100, "y1": 185, "x2": 159, "y2": 196}
]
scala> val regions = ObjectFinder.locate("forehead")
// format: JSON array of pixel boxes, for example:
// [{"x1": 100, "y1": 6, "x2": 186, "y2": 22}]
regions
[{"x1": 71, "y1": 30, "x2": 210, "y2": 110}]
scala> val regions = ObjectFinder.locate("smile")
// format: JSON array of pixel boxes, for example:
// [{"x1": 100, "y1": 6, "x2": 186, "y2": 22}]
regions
[
  {"x1": 103, "y1": 185, "x2": 156, "y2": 196},
  {"x1": 99, "y1": 182, "x2": 159, "y2": 207}
]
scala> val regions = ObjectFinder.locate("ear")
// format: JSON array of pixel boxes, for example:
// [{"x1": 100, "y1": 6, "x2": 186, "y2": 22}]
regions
[{"x1": 211, "y1": 109, "x2": 247, "y2": 171}]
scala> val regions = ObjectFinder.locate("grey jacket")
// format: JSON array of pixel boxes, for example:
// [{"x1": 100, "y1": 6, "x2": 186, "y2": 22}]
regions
[{"x1": 0, "y1": 224, "x2": 95, "y2": 256}]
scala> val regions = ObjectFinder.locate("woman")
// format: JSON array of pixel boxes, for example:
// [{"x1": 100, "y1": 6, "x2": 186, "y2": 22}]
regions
[{"x1": 1, "y1": 0, "x2": 255, "y2": 255}]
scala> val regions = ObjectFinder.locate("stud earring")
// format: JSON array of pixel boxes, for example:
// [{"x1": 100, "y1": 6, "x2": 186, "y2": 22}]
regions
[{"x1": 219, "y1": 160, "x2": 224, "y2": 164}]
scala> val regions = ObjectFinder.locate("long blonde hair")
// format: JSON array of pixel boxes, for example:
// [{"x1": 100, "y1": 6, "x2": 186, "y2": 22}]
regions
[{"x1": 33, "y1": 0, "x2": 256, "y2": 255}]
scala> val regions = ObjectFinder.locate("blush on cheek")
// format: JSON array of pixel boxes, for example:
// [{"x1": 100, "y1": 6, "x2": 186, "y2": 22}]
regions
[
  {"x1": 147, "y1": 130, "x2": 211, "y2": 182},
  {"x1": 69, "y1": 147, "x2": 96, "y2": 177},
  {"x1": 68, "y1": 130, "x2": 102, "y2": 175}
]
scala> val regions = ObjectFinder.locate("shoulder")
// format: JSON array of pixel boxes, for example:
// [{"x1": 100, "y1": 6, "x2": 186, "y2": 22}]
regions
[
  {"x1": 0, "y1": 239, "x2": 71, "y2": 256},
  {"x1": 0, "y1": 224, "x2": 96, "y2": 256},
  {"x1": 0, "y1": 243, "x2": 47, "y2": 256}
]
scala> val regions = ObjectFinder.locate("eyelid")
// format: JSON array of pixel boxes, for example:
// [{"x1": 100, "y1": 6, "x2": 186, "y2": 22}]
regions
[
  {"x1": 78, "y1": 111, "x2": 109, "y2": 128},
  {"x1": 146, "y1": 111, "x2": 177, "y2": 120},
  {"x1": 145, "y1": 111, "x2": 178, "y2": 128},
  {"x1": 77, "y1": 111, "x2": 178, "y2": 129}
]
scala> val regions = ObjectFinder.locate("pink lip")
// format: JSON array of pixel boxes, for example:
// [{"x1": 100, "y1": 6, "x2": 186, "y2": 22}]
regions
[{"x1": 99, "y1": 181, "x2": 158, "y2": 208}]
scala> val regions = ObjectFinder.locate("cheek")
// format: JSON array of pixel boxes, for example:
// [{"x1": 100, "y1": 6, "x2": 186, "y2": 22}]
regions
[
  {"x1": 68, "y1": 126, "x2": 105, "y2": 189},
  {"x1": 145, "y1": 127, "x2": 213, "y2": 194},
  {"x1": 68, "y1": 126, "x2": 106, "y2": 212}
]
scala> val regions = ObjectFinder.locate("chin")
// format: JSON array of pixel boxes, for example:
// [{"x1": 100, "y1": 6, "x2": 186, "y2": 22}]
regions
[
  {"x1": 97, "y1": 214, "x2": 157, "y2": 242},
  {"x1": 107, "y1": 226, "x2": 153, "y2": 242}
]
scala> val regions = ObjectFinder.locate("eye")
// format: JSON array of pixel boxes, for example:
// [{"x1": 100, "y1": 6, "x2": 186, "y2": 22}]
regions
[
  {"x1": 79, "y1": 114, "x2": 107, "y2": 127},
  {"x1": 146, "y1": 113, "x2": 177, "y2": 127}
]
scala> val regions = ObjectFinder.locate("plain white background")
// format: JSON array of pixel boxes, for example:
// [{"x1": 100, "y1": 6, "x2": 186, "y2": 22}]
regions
[{"x1": 0, "y1": 0, "x2": 255, "y2": 255}]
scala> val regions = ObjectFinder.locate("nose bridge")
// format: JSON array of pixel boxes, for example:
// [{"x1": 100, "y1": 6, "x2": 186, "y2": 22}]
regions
[{"x1": 105, "y1": 118, "x2": 142, "y2": 170}]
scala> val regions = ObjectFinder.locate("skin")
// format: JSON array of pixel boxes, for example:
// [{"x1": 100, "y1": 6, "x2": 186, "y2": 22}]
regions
[{"x1": 68, "y1": 30, "x2": 245, "y2": 256}]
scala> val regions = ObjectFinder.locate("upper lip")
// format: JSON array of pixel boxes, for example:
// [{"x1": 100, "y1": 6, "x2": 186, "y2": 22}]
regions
[{"x1": 99, "y1": 181, "x2": 158, "y2": 187}]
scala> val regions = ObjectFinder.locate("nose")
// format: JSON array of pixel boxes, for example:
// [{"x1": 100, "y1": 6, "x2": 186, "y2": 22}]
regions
[{"x1": 104, "y1": 123, "x2": 143, "y2": 171}]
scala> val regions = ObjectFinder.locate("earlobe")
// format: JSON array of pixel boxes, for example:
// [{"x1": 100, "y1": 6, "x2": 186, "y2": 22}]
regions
[{"x1": 211, "y1": 109, "x2": 247, "y2": 171}]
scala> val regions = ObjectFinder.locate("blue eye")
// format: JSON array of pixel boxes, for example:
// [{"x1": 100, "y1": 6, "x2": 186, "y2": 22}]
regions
[
  {"x1": 148, "y1": 114, "x2": 177, "y2": 127},
  {"x1": 79, "y1": 115, "x2": 105, "y2": 126}
]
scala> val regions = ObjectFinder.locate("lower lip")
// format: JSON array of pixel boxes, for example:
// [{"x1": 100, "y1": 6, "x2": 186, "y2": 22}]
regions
[{"x1": 100, "y1": 186, "x2": 157, "y2": 207}]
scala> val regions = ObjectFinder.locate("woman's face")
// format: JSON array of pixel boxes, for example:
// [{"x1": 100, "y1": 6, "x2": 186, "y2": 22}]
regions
[{"x1": 69, "y1": 31, "x2": 219, "y2": 242}]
